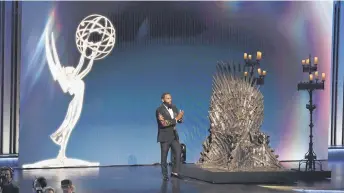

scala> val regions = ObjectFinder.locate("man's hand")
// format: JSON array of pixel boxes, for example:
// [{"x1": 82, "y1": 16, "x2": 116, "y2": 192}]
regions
[
  {"x1": 158, "y1": 113, "x2": 165, "y2": 121},
  {"x1": 175, "y1": 110, "x2": 184, "y2": 121}
]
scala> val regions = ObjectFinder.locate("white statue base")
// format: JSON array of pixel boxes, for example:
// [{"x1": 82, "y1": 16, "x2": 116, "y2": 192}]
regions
[{"x1": 22, "y1": 158, "x2": 99, "y2": 169}]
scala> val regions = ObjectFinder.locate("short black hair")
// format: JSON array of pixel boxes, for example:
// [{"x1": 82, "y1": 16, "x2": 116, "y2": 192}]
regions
[
  {"x1": 161, "y1": 92, "x2": 171, "y2": 99},
  {"x1": 33, "y1": 177, "x2": 47, "y2": 189},
  {"x1": 37, "y1": 177, "x2": 47, "y2": 188}
]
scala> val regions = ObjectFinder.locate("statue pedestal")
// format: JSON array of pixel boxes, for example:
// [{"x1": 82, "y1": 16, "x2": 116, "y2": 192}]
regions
[{"x1": 22, "y1": 158, "x2": 99, "y2": 169}]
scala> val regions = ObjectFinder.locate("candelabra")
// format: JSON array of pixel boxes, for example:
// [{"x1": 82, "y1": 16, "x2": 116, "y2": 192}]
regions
[
  {"x1": 243, "y1": 51, "x2": 266, "y2": 85},
  {"x1": 297, "y1": 54, "x2": 326, "y2": 171}
]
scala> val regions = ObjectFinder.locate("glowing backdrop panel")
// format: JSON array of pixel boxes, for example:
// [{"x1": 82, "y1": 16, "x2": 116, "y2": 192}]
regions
[
  {"x1": 19, "y1": 1, "x2": 333, "y2": 167},
  {"x1": 333, "y1": 1, "x2": 344, "y2": 146}
]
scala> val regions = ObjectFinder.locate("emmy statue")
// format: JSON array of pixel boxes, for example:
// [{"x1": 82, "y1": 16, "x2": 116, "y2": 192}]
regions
[{"x1": 22, "y1": 14, "x2": 116, "y2": 168}]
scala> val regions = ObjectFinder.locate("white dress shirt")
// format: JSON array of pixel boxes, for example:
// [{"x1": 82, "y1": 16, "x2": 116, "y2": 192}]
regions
[{"x1": 164, "y1": 105, "x2": 175, "y2": 119}]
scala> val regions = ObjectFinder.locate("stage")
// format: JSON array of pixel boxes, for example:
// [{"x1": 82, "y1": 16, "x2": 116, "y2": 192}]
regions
[
  {"x1": 12, "y1": 160, "x2": 344, "y2": 193},
  {"x1": 180, "y1": 164, "x2": 331, "y2": 184}
]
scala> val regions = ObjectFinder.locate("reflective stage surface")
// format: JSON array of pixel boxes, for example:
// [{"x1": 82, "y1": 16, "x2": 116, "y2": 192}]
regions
[{"x1": 14, "y1": 160, "x2": 344, "y2": 193}]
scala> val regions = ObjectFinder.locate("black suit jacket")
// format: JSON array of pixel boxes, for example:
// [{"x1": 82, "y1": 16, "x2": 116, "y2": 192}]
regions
[
  {"x1": 2, "y1": 183, "x2": 19, "y2": 193},
  {"x1": 156, "y1": 104, "x2": 181, "y2": 142}
]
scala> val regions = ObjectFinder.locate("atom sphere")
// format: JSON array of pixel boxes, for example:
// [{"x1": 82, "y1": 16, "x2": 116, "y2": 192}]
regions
[{"x1": 75, "y1": 14, "x2": 116, "y2": 60}]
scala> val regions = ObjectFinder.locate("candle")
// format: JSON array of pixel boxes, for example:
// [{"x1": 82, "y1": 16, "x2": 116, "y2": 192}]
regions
[
  {"x1": 257, "y1": 68, "x2": 262, "y2": 75},
  {"x1": 248, "y1": 55, "x2": 252, "y2": 60},
  {"x1": 302, "y1": 60, "x2": 306, "y2": 65},
  {"x1": 314, "y1": 57, "x2": 318, "y2": 65},
  {"x1": 309, "y1": 74, "x2": 313, "y2": 81},
  {"x1": 262, "y1": 70, "x2": 266, "y2": 76},
  {"x1": 306, "y1": 59, "x2": 310, "y2": 65},
  {"x1": 256, "y1": 51, "x2": 262, "y2": 60},
  {"x1": 244, "y1": 71, "x2": 248, "y2": 76},
  {"x1": 322, "y1": 73, "x2": 326, "y2": 81},
  {"x1": 315, "y1": 71, "x2": 319, "y2": 79},
  {"x1": 244, "y1": 53, "x2": 248, "y2": 60}
]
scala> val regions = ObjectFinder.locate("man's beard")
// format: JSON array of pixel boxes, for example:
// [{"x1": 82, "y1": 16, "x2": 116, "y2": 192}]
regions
[{"x1": 163, "y1": 102, "x2": 172, "y2": 108}]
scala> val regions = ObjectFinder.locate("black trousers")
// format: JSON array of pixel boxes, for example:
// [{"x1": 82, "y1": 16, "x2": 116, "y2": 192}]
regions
[{"x1": 160, "y1": 139, "x2": 181, "y2": 177}]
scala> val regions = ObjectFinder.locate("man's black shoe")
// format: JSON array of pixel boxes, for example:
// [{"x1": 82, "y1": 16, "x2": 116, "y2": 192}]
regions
[{"x1": 171, "y1": 173, "x2": 182, "y2": 179}]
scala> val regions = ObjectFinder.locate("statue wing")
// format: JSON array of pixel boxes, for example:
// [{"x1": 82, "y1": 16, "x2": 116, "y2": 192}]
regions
[{"x1": 45, "y1": 31, "x2": 69, "y2": 93}]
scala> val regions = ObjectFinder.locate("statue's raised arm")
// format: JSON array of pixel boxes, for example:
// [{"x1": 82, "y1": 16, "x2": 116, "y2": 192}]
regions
[
  {"x1": 76, "y1": 53, "x2": 95, "y2": 80},
  {"x1": 73, "y1": 42, "x2": 95, "y2": 80}
]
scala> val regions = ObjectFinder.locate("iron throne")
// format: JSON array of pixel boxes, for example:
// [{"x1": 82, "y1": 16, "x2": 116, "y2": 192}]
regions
[{"x1": 197, "y1": 62, "x2": 283, "y2": 171}]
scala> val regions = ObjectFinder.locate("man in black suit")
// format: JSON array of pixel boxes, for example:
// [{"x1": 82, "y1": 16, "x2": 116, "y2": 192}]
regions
[
  {"x1": 0, "y1": 167, "x2": 19, "y2": 193},
  {"x1": 156, "y1": 92, "x2": 184, "y2": 181}
]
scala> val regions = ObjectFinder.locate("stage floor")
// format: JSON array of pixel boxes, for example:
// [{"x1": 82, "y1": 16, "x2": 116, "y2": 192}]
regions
[{"x1": 13, "y1": 161, "x2": 344, "y2": 193}]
